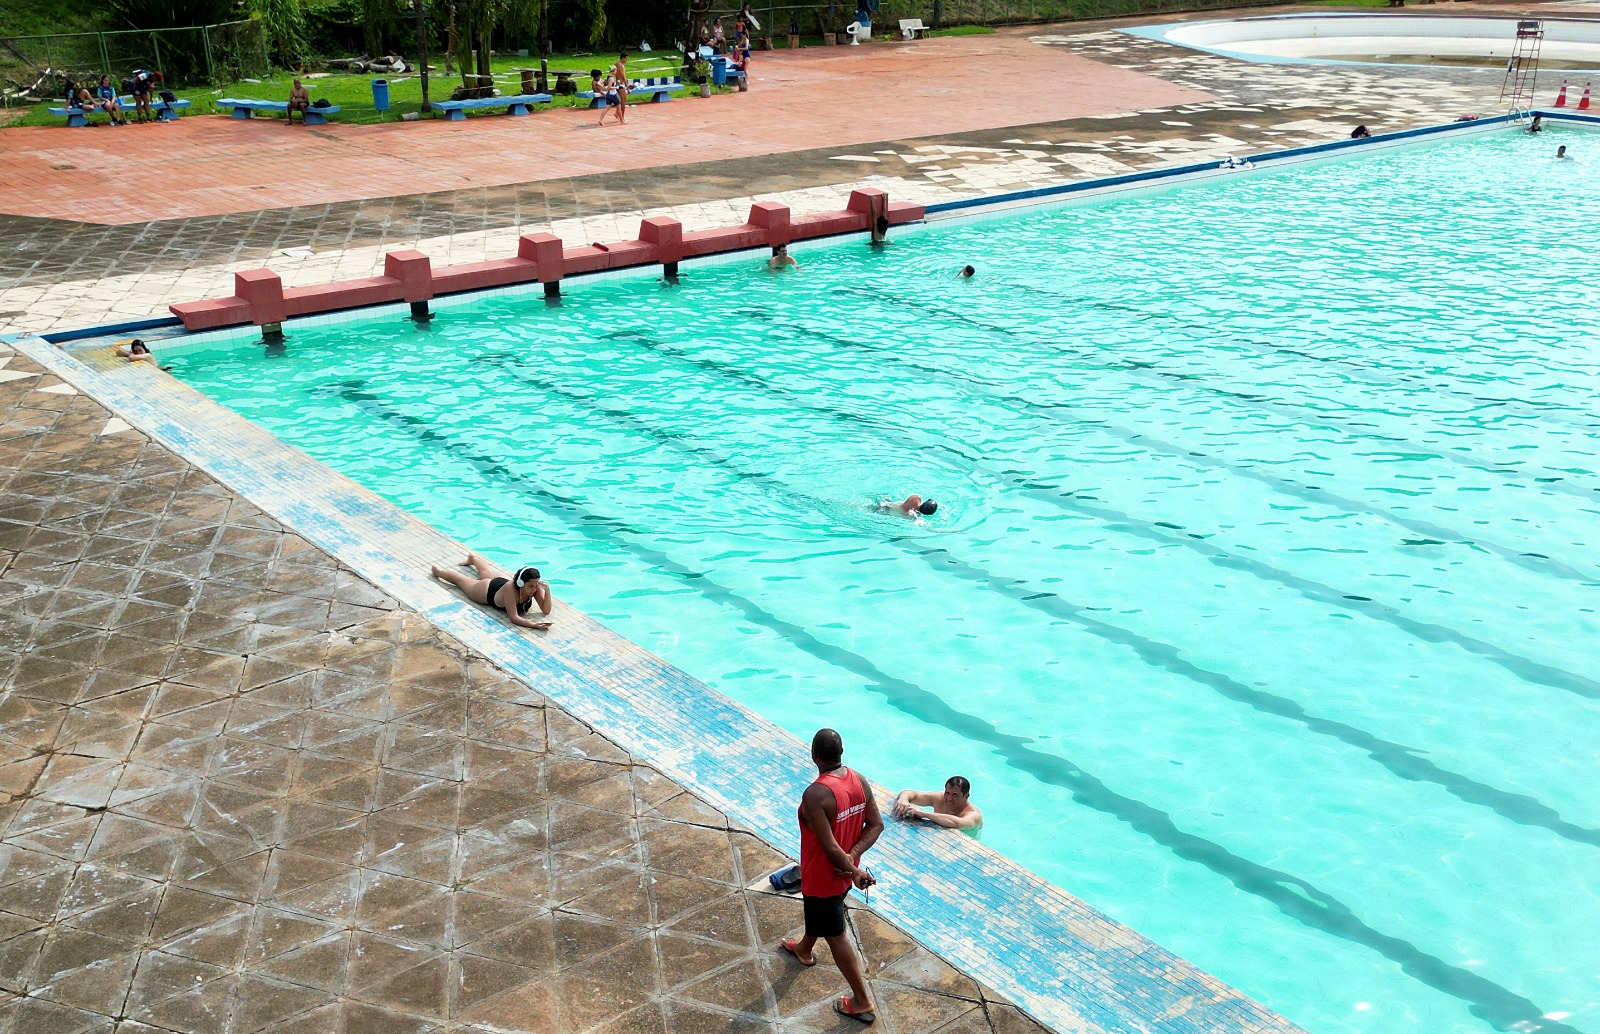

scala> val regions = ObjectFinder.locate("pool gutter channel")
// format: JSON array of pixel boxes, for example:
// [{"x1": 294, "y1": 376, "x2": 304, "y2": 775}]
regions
[{"x1": 22, "y1": 116, "x2": 1578, "y2": 1033}]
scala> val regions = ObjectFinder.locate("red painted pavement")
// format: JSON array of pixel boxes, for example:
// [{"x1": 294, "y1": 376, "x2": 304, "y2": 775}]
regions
[{"x1": 0, "y1": 35, "x2": 1212, "y2": 224}]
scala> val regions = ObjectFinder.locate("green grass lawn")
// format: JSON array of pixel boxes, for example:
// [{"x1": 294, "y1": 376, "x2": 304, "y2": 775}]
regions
[
  {"x1": 0, "y1": 0, "x2": 98, "y2": 40},
  {"x1": 3, "y1": 47, "x2": 769, "y2": 126}
]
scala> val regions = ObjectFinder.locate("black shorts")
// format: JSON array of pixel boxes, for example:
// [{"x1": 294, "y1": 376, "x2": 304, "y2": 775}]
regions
[{"x1": 803, "y1": 893, "x2": 847, "y2": 939}]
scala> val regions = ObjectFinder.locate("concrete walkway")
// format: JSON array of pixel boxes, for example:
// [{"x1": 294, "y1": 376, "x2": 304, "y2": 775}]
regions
[{"x1": 0, "y1": 36, "x2": 1209, "y2": 225}]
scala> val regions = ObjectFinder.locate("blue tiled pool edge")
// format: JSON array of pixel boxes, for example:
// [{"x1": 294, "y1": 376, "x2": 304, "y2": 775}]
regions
[{"x1": 11, "y1": 354, "x2": 1310, "y2": 1033}]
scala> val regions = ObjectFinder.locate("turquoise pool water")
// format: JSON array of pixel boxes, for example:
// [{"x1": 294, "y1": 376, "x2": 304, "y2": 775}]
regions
[{"x1": 171, "y1": 128, "x2": 1600, "y2": 1034}]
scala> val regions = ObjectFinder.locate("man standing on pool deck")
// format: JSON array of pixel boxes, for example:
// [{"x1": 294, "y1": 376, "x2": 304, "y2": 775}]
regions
[{"x1": 781, "y1": 729, "x2": 883, "y2": 1024}]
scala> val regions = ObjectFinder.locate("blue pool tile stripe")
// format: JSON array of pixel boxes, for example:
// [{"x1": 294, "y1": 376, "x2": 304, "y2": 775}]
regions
[{"x1": 8, "y1": 337, "x2": 1313, "y2": 1034}]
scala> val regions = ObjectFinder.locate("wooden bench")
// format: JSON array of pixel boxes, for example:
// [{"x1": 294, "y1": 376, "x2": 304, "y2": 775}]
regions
[
  {"x1": 430, "y1": 92, "x2": 553, "y2": 120},
  {"x1": 899, "y1": 18, "x2": 930, "y2": 39},
  {"x1": 216, "y1": 98, "x2": 342, "y2": 125},
  {"x1": 578, "y1": 76, "x2": 686, "y2": 106},
  {"x1": 48, "y1": 96, "x2": 191, "y2": 126}
]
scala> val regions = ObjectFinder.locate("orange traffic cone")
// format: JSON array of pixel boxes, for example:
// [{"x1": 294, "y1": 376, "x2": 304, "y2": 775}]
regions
[
  {"x1": 1553, "y1": 80, "x2": 1568, "y2": 107},
  {"x1": 1580, "y1": 82, "x2": 1592, "y2": 110}
]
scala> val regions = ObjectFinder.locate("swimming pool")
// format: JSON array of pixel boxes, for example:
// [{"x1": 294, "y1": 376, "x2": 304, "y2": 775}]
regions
[
  {"x1": 1129, "y1": 14, "x2": 1600, "y2": 70},
  {"x1": 167, "y1": 127, "x2": 1600, "y2": 1034}
]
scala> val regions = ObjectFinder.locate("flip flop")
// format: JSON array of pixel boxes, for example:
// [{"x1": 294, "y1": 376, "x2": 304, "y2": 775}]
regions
[
  {"x1": 779, "y1": 938, "x2": 815, "y2": 967},
  {"x1": 834, "y1": 995, "x2": 876, "y2": 1024}
]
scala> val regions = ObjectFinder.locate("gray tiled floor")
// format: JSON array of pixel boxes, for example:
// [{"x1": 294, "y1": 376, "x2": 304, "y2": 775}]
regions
[{"x1": 0, "y1": 349, "x2": 1048, "y2": 1032}]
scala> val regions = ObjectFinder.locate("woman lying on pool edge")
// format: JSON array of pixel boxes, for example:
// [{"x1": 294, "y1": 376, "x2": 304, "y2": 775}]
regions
[{"x1": 432, "y1": 551, "x2": 554, "y2": 630}]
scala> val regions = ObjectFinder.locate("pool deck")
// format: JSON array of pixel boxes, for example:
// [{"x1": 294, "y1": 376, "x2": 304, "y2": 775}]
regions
[{"x1": 0, "y1": 9, "x2": 1586, "y2": 1032}]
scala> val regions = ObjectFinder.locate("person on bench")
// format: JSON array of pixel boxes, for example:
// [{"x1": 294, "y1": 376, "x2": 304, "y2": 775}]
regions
[
  {"x1": 95, "y1": 75, "x2": 129, "y2": 125},
  {"x1": 66, "y1": 82, "x2": 107, "y2": 125},
  {"x1": 287, "y1": 78, "x2": 311, "y2": 125}
]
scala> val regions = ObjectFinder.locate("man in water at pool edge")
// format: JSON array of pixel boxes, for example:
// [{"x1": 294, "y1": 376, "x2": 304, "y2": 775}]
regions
[
  {"x1": 780, "y1": 728, "x2": 882, "y2": 1024},
  {"x1": 892, "y1": 776, "x2": 983, "y2": 836}
]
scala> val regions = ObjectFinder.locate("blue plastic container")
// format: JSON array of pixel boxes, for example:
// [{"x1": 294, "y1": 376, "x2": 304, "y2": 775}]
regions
[{"x1": 371, "y1": 78, "x2": 390, "y2": 111}]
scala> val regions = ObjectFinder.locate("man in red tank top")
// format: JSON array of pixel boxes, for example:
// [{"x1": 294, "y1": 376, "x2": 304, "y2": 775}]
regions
[{"x1": 780, "y1": 729, "x2": 884, "y2": 1023}]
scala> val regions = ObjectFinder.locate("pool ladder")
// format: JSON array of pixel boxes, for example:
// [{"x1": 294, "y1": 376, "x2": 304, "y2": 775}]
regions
[{"x1": 1500, "y1": 20, "x2": 1543, "y2": 117}]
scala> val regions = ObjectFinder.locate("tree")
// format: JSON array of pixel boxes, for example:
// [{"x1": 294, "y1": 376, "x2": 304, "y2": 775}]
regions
[
  {"x1": 449, "y1": 0, "x2": 536, "y2": 97},
  {"x1": 414, "y1": 0, "x2": 430, "y2": 109},
  {"x1": 252, "y1": 0, "x2": 310, "y2": 68}
]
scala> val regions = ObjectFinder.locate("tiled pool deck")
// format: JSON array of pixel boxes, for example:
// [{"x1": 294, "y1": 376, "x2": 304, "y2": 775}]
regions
[{"x1": 0, "y1": 11, "x2": 1581, "y2": 1032}]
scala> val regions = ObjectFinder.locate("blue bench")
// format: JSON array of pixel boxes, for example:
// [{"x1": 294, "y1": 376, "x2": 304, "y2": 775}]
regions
[
  {"x1": 47, "y1": 96, "x2": 191, "y2": 127},
  {"x1": 430, "y1": 92, "x2": 553, "y2": 121},
  {"x1": 577, "y1": 77, "x2": 686, "y2": 107},
  {"x1": 216, "y1": 98, "x2": 341, "y2": 125}
]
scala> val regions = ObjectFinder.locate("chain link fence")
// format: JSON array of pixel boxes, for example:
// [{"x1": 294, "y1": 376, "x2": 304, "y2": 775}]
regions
[{"x1": 0, "y1": 19, "x2": 269, "y2": 95}]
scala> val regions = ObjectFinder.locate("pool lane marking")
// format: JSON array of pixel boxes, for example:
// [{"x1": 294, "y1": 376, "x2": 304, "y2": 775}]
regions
[
  {"x1": 740, "y1": 303, "x2": 1600, "y2": 587},
  {"x1": 1051, "y1": 287, "x2": 1600, "y2": 438},
  {"x1": 391, "y1": 354, "x2": 1600, "y2": 854},
  {"x1": 325, "y1": 376, "x2": 1585, "y2": 1034},
  {"x1": 599, "y1": 326, "x2": 1600, "y2": 704},
  {"x1": 842, "y1": 282, "x2": 1600, "y2": 504}
]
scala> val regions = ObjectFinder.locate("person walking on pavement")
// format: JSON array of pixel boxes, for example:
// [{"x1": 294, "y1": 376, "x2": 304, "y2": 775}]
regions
[{"x1": 780, "y1": 729, "x2": 884, "y2": 1023}]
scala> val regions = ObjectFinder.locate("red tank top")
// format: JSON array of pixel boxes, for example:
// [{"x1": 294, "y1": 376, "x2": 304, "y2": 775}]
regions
[{"x1": 798, "y1": 767, "x2": 867, "y2": 897}]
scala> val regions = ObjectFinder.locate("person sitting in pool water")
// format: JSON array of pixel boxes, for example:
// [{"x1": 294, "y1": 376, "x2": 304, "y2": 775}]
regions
[
  {"x1": 892, "y1": 776, "x2": 983, "y2": 836},
  {"x1": 878, "y1": 493, "x2": 937, "y2": 518},
  {"x1": 1556, "y1": 145, "x2": 1570, "y2": 159},
  {"x1": 114, "y1": 339, "x2": 156, "y2": 363},
  {"x1": 431, "y1": 551, "x2": 554, "y2": 630},
  {"x1": 768, "y1": 244, "x2": 800, "y2": 272},
  {"x1": 1528, "y1": 114, "x2": 1543, "y2": 134}
]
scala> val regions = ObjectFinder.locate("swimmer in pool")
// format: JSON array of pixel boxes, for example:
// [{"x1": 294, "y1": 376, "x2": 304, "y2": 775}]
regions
[
  {"x1": 114, "y1": 339, "x2": 155, "y2": 363},
  {"x1": 768, "y1": 244, "x2": 800, "y2": 271},
  {"x1": 431, "y1": 551, "x2": 554, "y2": 630},
  {"x1": 957, "y1": 265, "x2": 975, "y2": 279},
  {"x1": 877, "y1": 494, "x2": 938, "y2": 518},
  {"x1": 1556, "y1": 145, "x2": 1570, "y2": 159}
]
